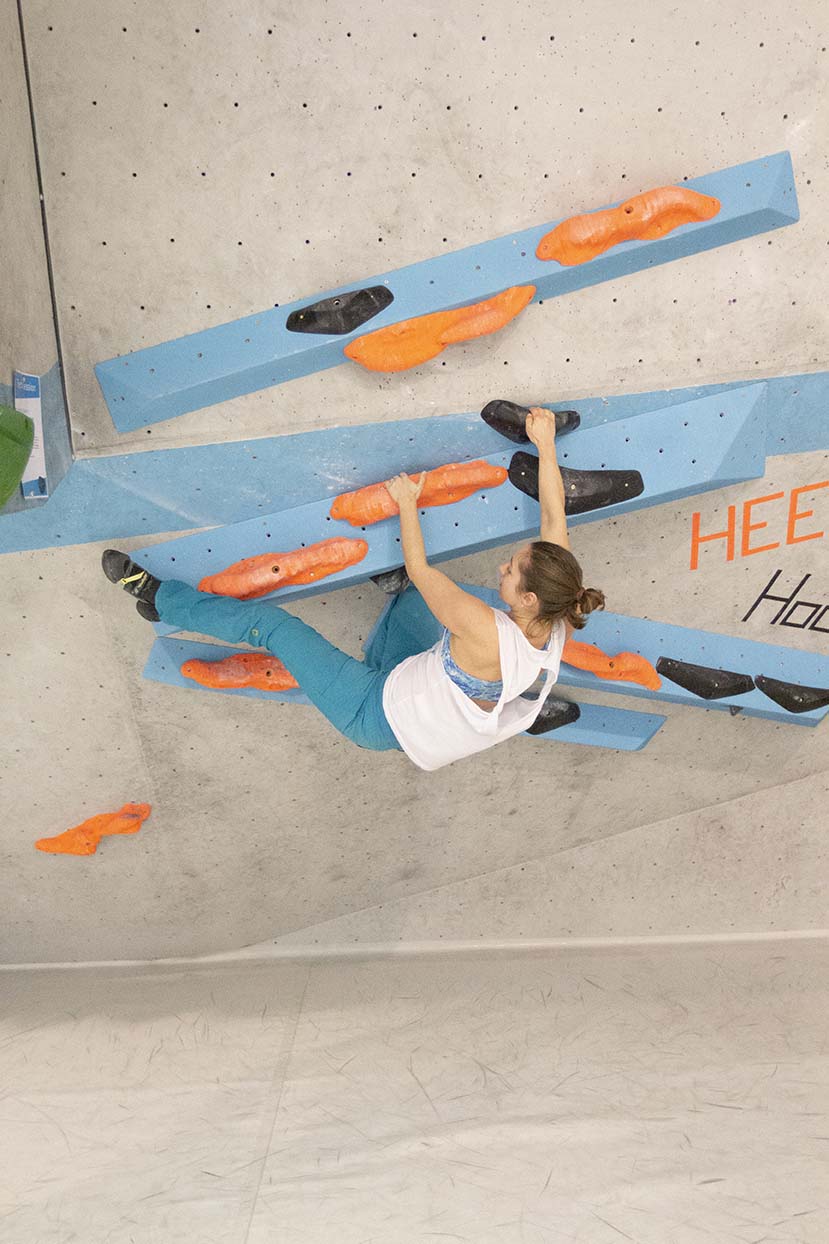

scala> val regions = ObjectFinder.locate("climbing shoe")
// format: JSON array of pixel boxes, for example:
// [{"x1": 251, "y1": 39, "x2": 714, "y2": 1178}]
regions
[
  {"x1": 102, "y1": 549, "x2": 161, "y2": 619},
  {"x1": 370, "y1": 566, "x2": 410, "y2": 594},
  {"x1": 135, "y1": 599, "x2": 161, "y2": 623}
]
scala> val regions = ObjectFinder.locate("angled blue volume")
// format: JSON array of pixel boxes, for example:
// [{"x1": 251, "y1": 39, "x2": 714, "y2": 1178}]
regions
[
  {"x1": 142, "y1": 637, "x2": 665, "y2": 752},
  {"x1": 95, "y1": 151, "x2": 798, "y2": 431},
  {"x1": 10, "y1": 369, "x2": 829, "y2": 557},
  {"x1": 462, "y1": 587, "x2": 829, "y2": 727},
  {"x1": 131, "y1": 385, "x2": 767, "y2": 638}
]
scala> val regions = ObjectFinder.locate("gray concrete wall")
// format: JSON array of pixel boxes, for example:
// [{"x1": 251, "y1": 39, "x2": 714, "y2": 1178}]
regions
[
  {"x1": 2, "y1": 0, "x2": 828, "y2": 964},
  {"x1": 0, "y1": 1, "x2": 56, "y2": 377}
]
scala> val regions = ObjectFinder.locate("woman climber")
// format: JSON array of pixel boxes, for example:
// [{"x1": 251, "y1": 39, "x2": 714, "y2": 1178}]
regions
[{"x1": 102, "y1": 408, "x2": 605, "y2": 771}]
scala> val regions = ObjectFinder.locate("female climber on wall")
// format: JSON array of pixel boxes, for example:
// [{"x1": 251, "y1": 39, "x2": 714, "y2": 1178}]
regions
[{"x1": 102, "y1": 408, "x2": 605, "y2": 771}]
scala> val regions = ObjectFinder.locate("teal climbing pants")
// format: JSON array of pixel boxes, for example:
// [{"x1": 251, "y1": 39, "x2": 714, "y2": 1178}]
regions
[{"x1": 156, "y1": 581, "x2": 443, "y2": 753}]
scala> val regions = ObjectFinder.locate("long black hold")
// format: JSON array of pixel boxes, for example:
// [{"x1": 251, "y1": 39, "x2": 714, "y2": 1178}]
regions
[
  {"x1": 526, "y1": 696, "x2": 581, "y2": 735},
  {"x1": 509, "y1": 451, "x2": 645, "y2": 514},
  {"x1": 286, "y1": 286, "x2": 394, "y2": 335},
  {"x1": 480, "y1": 399, "x2": 580, "y2": 444},
  {"x1": 655, "y1": 657, "x2": 755, "y2": 701},
  {"x1": 754, "y1": 674, "x2": 829, "y2": 714}
]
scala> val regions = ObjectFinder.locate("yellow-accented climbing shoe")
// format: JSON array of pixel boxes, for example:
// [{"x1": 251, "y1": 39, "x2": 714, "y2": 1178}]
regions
[{"x1": 102, "y1": 549, "x2": 161, "y2": 620}]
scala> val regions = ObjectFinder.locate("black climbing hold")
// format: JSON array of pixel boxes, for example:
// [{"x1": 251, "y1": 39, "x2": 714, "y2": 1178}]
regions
[
  {"x1": 286, "y1": 286, "x2": 394, "y2": 335},
  {"x1": 526, "y1": 696, "x2": 581, "y2": 734},
  {"x1": 480, "y1": 399, "x2": 580, "y2": 444},
  {"x1": 655, "y1": 657, "x2": 755, "y2": 701},
  {"x1": 508, "y1": 452, "x2": 645, "y2": 514},
  {"x1": 729, "y1": 706, "x2": 744, "y2": 716},
  {"x1": 370, "y1": 567, "x2": 410, "y2": 594},
  {"x1": 754, "y1": 674, "x2": 829, "y2": 714}
]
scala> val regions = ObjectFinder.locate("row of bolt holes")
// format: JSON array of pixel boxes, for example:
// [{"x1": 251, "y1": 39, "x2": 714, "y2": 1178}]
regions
[
  {"x1": 163, "y1": 492, "x2": 510, "y2": 563},
  {"x1": 165, "y1": 499, "x2": 509, "y2": 561},
  {"x1": 115, "y1": 221, "x2": 703, "y2": 376},
  {"x1": 124, "y1": 353, "x2": 698, "y2": 389}
]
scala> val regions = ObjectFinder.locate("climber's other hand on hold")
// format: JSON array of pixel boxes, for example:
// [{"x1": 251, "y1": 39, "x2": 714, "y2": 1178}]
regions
[
  {"x1": 525, "y1": 407, "x2": 559, "y2": 456},
  {"x1": 384, "y1": 472, "x2": 425, "y2": 509}
]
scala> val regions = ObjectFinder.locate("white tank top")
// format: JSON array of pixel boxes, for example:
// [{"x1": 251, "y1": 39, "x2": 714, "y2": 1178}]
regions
[{"x1": 382, "y1": 609, "x2": 566, "y2": 771}]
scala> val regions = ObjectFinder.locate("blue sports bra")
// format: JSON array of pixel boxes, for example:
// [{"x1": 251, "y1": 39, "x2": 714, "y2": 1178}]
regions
[{"x1": 440, "y1": 629, "x2": 504, "y2": 701}]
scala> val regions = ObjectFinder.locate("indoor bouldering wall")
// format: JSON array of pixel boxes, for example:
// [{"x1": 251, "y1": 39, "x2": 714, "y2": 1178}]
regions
[{"x1": 1, "y1": 0, "x2": 828, "y2": 968}]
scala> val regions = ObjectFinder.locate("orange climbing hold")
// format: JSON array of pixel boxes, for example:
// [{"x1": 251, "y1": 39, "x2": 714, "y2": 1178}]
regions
[
  {"x1": 536, "y1": 186, "x2": 721, "y2": 265},
  {"x1": 343, "y1": 284, "x2": 536, "y2": 372},
  {"x1": 35, "y1": 803, "x2": 152, "y2": 856},
  {"x1": 330, "y1": 459, "x2": 508, "y2": 527},
  {"x1": 562, "y1": 639, "x2": 662, "y2": 691},
  {"x1": 198, "y1": 537, "x2": 369, "y2": 600},
  {"x1": 181, "y1": 651, "x2": 299, "y2": 692}
]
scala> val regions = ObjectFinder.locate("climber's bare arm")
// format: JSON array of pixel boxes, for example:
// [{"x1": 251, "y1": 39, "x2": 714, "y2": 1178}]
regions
[
  {"x1": 526, "y1": 407, "x2": 570, "y2": 549},
  {"x1": 384, "y1": 473, "x2": 498, "y2": 651}
]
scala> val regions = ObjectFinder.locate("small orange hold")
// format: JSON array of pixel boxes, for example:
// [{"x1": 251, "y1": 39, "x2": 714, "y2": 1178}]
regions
[
  {"x1": 198, "y1": 537, "x2": 369, "y2": 600},
  {"x1": 330, "y1": 459, "x2": 509, "y2": 527},
  {"x1": 537, "y1": 186, "x2": 721, "y2": 265},
  {"x1": 181, "y1": 651, "x2": 299, "y2": 691},
  {"x1": 562, "y1": 639, "x2": 662, "y2": 691},
  {"x1": 343, "y1": 284, "x2": 536, "y2": 372},
  {"x1": 36, "y1": 803, "x2": 152, "y2": 856}
]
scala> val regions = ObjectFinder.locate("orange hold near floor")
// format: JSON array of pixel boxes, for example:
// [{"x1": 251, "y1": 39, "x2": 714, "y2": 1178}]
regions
[
  {"x1": 562, "y1": 639, "x2": 662, "y2": 690},
  {"x1": 536, "y1": 186, "x2": 721, "y2": 265},
  {"x1": 181, "y1": 651, "x2": 299, "y2": 692},
  {"x1": 35, "y1": 803, "x2": 152, "y2": 856},
  {"x1": 198, "y1": 537, "x2": 369, "y2": 600},
  {"x1": 343, "y1": 284, "x2": 536, "y2": 372},
  {"x1": 330, "y1": 460, "x2": 509, "y2": 526}
]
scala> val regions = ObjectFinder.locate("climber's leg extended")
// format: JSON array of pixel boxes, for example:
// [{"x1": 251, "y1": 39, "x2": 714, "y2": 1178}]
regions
[{"x1": 155, "y1": 580, "x2": 400, "y2": 751}]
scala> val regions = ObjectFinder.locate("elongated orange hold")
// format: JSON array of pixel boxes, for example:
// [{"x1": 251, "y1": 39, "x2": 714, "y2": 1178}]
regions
[
  {"x1": 181, "y1": 651, "x2": 299, "y2": 691},
  {"x1": 198, "y1": 537, "x2": 369, "y2": 600},
  {"x1": 36, "y1": 803, "x2": 152, "y2": 856},
  {"x1": 330, "y1": 459, "x2": 508, "y2": 527},
  {"x1": 343, "y1": 284, "x2": 535, "y2": 372},
  {"x1": 537, "y1": 186, "x2": 721, "y2": 265},
  {"x1": 562, "y1": 639, "x2": 662, "y2": 690}
]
